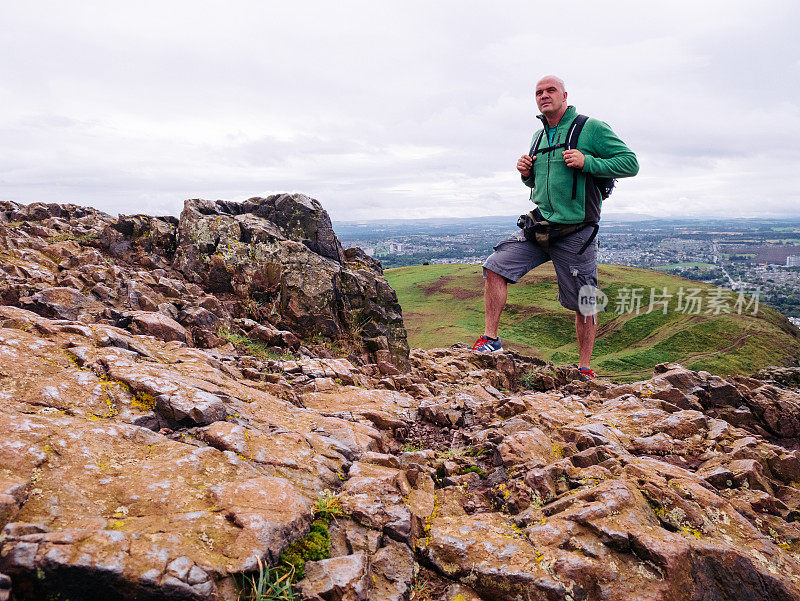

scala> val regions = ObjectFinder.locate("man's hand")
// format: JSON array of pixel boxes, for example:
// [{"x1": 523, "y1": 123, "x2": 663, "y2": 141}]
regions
[
  {"x1": 563, "y1": 149, "x2": 585, "y2": 169},
  {"x1": 517, "y1": 155, "x2": 535, "y2": 177}
]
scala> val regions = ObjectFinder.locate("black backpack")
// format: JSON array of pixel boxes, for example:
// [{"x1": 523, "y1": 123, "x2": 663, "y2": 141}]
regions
[{"x1": 529, "y1": 114, "x2": 616, "y2": 200}]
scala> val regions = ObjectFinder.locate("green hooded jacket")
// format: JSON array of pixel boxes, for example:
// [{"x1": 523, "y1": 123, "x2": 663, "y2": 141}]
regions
[{"x1": 521, "y1": 105, "x2": 639, "y2": 224}]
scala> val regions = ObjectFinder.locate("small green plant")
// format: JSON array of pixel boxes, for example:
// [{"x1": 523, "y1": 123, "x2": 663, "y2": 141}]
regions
[
  {"x1": 277, "y1": 519, "x2": 330, "y2": 581},
  {"x1": 217, "y1": 326, "x2": 295, "y2": 361},
  {"x1": 519, "y1": 369, "x2": 541, "y2": 389},
  {"x1": 313, "y1": 489, "x2": 345, "y2": 522},
  {"x1": 457, "y1": 466, "x2": 487, "y2": 479},
  {"x1": 409, "y1": 569, "x2": 435, "y2": 601},
  {"x1": 402, "y1": 441, "x2": 424, "y2": 453},
  {"x1": 274, "y1": 490, "x2": 347, "y2": 584},
  {"x1": 46, "y1": 231, "x2": 99, "y2": 245},
  {"x1": 437, "y1": 445, "x2": 477, "y2": 459},
  {"x1": 304, "y1": 331, "x2": 325, "y2": 345},
  {"x1": 234, "y1": 558, "x2": 295, "y2": 601}
]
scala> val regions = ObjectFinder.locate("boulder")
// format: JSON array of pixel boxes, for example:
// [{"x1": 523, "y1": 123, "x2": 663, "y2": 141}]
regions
[
  {"x1": 298, "y1": 553, "x2": 370, "y2": 601},
  {"x1": 169, "y1": 196, "x2": 408, "y2": 367}
]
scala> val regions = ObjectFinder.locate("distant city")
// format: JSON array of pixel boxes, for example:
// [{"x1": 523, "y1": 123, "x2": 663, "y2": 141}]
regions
[{"x1": 334, "y1": 216, "x2": 800, "y2": 322}]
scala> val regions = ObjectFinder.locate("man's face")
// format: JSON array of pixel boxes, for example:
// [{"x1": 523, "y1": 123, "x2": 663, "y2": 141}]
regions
[{"x1": 535, "y1": 78, "x2": 567, "y2": 116}]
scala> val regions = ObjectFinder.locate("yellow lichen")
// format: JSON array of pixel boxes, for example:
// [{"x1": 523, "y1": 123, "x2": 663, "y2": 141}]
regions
[
  {"x1": 131, "y1": 391, "x2": 156, "y2": 411},
  {"x1": 680, "y1": 525, "x2": 702, "y2": 539}
]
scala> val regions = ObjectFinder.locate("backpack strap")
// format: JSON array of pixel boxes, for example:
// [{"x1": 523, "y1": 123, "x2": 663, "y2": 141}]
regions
[
  {"x1": 524, "y1": 130, "x2": 545, "y2": 187},
  {"x1": 529, "y1": 130, "x2": 545, "y2": 157},
  {"x1": 565, "y1": 114, "x2": 589, "y2": 150},
  {"x1": 566, "y1": 114, "x2": 590, "y2": 199}
]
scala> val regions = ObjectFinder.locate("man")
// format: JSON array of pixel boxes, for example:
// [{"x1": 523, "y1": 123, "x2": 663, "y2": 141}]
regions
[{"x1": 472, "y1": 76, "x2": 639, "y2": 378}]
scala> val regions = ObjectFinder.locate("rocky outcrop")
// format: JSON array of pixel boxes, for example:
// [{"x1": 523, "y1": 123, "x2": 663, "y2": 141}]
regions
[
  {"x1": 2, "y1": 199, "x2": 800, "y2": 600},
  {"x1": 170, "y1": 196, "x2": 408, "y2": 367},
  {"x1": 0, "y1": 195, "x2": 409, "y2": 368}
]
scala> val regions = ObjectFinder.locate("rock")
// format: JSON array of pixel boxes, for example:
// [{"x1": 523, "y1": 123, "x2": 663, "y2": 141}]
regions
[
  {"x1": 369, "y1": 540, "x2": 414, "y2": 601},
  {"x1": 298, "y1": 552, "x2": 370, "y2": 601},
  {"x1": 728, "y1": 459, "x2": 774, "y2": 494},
  {"x1": 171, "y1": 196, "x2": 409, "y2": 367},
  {"x1": 21, "y1": 287, "x2": 100, "y2": 321},
  {"x1": 651, "y1": 410, "x2": 708, "y2": 439},
  {"x1": 327, "y1": 520, "x2": 382, "y2": 557},
  {"x1": 0, "y1": 573, "x2": 9, "y2": 601},
  {"x1": 127, "y1": 310, "x2": 192, "y2": 345},
  {"x1": 421, "y1": 513, "x2": 569, "y2": 600},
  {"x1": 498, "y1": 427, "x2": 554, "y2": 468},
  {"x1": 752, "y1": 366, "x2": 800, "y2": 389},
  {"x1": 5, "y1": 198, "x2": 800, "y2": 601},
  {"x1": 0, "y1": 412, "x2": 314, "y2": 598}
]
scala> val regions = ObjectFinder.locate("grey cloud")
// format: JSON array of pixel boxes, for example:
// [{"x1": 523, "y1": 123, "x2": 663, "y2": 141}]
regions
[{"x1": 0, "y1": 0, "x2": 798, "y2": 221}]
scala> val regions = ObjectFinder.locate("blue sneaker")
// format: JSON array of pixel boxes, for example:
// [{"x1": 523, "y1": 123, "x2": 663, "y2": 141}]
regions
[{"x1": 472, "y1": 335, "x2": 503, "y2": 353}]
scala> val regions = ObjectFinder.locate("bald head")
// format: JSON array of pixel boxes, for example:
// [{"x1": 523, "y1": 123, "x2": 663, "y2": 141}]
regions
[
  {"x1": 536, "y1": 75, "x2": 566, "y2": 93},
  {"x1": 535, "y1": 75, "x2": 568, "y2": 126}
]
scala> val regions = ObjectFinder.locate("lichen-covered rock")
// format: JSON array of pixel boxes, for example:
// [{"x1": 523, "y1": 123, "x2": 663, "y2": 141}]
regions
[
  {"x1": 3, "y1": 199, "x2": 800, "y2": 601},
  {"x1": 170, "y1": 196, "x2": 409, "y2": 367}
]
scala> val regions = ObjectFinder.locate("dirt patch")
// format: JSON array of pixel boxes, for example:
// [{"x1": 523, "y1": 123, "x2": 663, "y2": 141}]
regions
[
  {"x1": 419, "y1": 276, "x2": 452, "y2": 297},
  {"x1": 449, "y1": 287, "x2": 481, "y2": 300}
]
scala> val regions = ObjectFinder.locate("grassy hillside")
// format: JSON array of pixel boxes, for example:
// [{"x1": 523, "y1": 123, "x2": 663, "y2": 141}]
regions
[{"x1": 385, "y1": 263, "x2": 800, "y2": 382}]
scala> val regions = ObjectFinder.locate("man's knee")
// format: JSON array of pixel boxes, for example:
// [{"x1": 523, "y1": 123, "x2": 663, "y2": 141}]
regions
[
  {"x1": 484, "y1": 268, "x2": 509, "y2": 286},
  {"x1": 485, "y1": 268, "x2": 502, "y2": 281}
]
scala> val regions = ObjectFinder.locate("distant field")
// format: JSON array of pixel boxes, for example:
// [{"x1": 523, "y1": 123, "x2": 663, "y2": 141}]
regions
[{"x1": 385, "y1": 263, "x2": 800, "y2": 382}]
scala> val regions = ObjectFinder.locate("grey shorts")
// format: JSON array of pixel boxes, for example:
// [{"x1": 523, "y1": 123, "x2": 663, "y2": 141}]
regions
[{"x1": 482, "y1": 226, "x2": 599, "y2": 312}]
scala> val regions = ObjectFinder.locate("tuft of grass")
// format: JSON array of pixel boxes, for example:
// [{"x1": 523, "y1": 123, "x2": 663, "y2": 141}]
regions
[
  {"x1": 402, "y1": 441, "x2": 424, "y2": 453},
  {"x1": 312, "y1": 489, "x2": 345, "y2": 522},
  {"x1": 519, "y1": 369, "x2": 541, "y2": 389},
  {"x1": 217, "y1": 326, "x2": 295, "y2": 361},
  {"x1": 233, "y1": 558, "x2": 295, "y2": 601},
  {"x1": 46, "y1": 231, "x2": 100, "y2": 245},
  {"x1": 409, "y1": 569, "x2": 436, "y2": 601}
]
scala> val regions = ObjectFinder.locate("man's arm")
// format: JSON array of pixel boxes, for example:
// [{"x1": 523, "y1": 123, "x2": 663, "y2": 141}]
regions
[{"x1": 580, "y1": 119, "x2": 639, "y2": 179}]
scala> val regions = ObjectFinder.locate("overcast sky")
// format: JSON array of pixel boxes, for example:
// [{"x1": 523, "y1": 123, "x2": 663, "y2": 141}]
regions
[{"x1": 1, "y1": 1, "x2": 798, "y2": 222}]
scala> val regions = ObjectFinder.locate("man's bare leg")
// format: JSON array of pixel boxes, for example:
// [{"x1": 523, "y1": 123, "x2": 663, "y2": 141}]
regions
[
  {"x1": 484, "y1": 269, "x2": 508, "y2": 338},
  {"x1": 575, "y1": 312, "x2": 597, "y2": 368}
]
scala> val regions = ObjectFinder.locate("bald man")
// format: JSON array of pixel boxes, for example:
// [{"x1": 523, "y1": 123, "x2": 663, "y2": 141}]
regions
[{"x1": 473, "y1": 76, "x2": 639, "y2": 378}]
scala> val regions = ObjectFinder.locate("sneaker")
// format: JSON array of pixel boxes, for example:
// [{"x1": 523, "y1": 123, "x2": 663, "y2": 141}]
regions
[
  {"x1": 579, "y1": 367, "x2": 596, "y2": 379},
  {"x1": 472, "y1": 335, "x2": 503, "y2": 353}
]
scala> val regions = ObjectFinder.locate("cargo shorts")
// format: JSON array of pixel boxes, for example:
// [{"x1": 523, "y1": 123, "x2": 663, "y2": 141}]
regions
[{"x1": 482, "y1": 226, "x2": 599, "y2": 313}]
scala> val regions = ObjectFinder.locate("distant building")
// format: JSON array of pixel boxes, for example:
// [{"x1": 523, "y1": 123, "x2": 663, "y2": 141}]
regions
[{"x1": 787, "y1": 255, "x2": 800, "y2": 267}]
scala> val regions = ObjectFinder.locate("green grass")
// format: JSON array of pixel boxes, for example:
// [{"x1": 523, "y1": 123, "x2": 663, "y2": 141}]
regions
[
  {"x1": 386, "y1": 263, "x2": 800, "y2": 382},
  {"x1": 46, "y1": 231, "x2": 100, "y2": 245},
  {"x1": 233, "y1": 559, "x2": 295, "y2": 601},
  {"x1": 217, "y1": 326, "x2": 295, "y2": 361}
]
